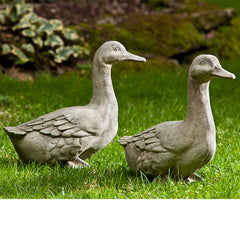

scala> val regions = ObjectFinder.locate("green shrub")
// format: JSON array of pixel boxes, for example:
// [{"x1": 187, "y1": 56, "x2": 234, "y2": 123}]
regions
[
  {"x1": 208, "y1": 17, "x2": 240, "y2": 59},
  {"x1": 80, "y1": 13, "x2": 206, "y2": 58},
  {"x1": 0, "y1": 0, "x2": 90, "y2": 69}
]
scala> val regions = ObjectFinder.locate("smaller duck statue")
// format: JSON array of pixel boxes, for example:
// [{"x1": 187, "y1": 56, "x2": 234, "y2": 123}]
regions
[{"x1": 119, "y1": 54, "x2": 235, "y2": 182}]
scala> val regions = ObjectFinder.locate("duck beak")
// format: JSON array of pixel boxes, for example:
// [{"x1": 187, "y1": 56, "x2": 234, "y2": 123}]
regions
[
  {"x1": 125, "y1": 52, "x2": 146, "y2": 62},
  {"x1": 211, "y1": 66, "x2": 236, "y2": 79}
]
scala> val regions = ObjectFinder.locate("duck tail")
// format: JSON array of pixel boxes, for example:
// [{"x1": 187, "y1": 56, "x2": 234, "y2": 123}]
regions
[
  {"x1": 4, "y1": 126, "x2": 26, "y2": 136},
  {"x1": 118, "y1": 136, "x2": 133, "y2": 146}
]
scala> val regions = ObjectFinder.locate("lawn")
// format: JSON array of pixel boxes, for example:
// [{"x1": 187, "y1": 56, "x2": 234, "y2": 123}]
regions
[{"x1": 0, "y1": 57, "x2": 240, "y2": 199}]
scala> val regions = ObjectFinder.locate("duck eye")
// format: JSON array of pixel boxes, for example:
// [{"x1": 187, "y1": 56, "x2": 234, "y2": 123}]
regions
[
  {"x1": 114, "y1": 46, "x2": 121, "y2": 52},
  {"x1": 199, "y1": 60, "x2": 206, "y2": 65}
]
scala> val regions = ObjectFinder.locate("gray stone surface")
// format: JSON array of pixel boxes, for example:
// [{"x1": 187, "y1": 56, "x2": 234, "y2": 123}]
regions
[
  {"x1": 119, "y1": 54, "x2": 235, "y2": 181},
  {"x1": 4, "y1": 41, "x2": 146, "y2": 168}
]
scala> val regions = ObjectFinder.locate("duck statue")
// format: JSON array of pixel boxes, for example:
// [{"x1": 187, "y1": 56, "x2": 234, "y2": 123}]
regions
[
  {"x1": 119, "y1": 54, "x2": 235, "y2": 181},
  {"x1": 4, "y1": 41, "x2": 146, "y2": 168}
]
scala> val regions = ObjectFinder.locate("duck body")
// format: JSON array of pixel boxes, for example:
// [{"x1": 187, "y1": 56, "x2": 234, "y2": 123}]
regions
[
  {"x1": 119, "y1": 55, "x2": 235, "y2": 180},
  {"x1": 120, "y1": 104, "x2": 215, "y2": 179},
  {"x1": 4, "y1": 41, "x2": 146, "y2": 167},
  {"x1": 5, "y1": 104, "x2": 118, "y2": 165}
]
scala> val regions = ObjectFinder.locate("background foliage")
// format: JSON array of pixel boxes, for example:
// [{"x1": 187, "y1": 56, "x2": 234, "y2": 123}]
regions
[
  {"x1": 0, "y1": 0, "x2": 90, "y2": 71},
  {"x1": 1, "y1": 0, "x2": 240, "y2": 75}
]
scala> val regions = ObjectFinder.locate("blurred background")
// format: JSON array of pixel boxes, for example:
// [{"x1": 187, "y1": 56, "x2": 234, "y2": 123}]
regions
[{"x1": 0, "y1": 0, "x2": 239, "y2": 79}]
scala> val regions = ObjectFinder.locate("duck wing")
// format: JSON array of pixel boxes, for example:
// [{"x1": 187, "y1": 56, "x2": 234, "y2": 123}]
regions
[
  {"x1": 120, "y1": 121, "x2": 194, "y2": 175},
  {"x1": 130, "y1": 126, "x2": 167, "y2": 153},
  {"x1": 5, "y1": 113, "x2": 96, "y2": 138},
  {"x1": 121, "y1": 121, "x2": 194, "y2": 154}
]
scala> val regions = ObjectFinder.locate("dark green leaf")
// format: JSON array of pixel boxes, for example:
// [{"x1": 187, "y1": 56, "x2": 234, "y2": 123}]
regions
[
  {"x1": 49, "y1": 19, "x2": 63, "y2": 31},
  {"x1": 1, "y1": 44, "x2": 11, "y2": 55},
  {"x1": 32, "y1": 36, "x2": 43, "y2": 48},
  {"x1": 44, "y1": 34, "x2": 64, "y2": 47},
  {"x1": 22, "y1": 28, "x2": 36, "y2": 37},
  {"x1": 36, "y1": 19, "x2": 55, "y2": 35},
  {"x1": 22, "y1": 43, "x2": 34, "y2": 53},
  {"x1": 62, "y1": 28, "x2": 79, "y2": 41},
  {"x1": 11, "y1": 45, "x2": 29, "y2": 63}
]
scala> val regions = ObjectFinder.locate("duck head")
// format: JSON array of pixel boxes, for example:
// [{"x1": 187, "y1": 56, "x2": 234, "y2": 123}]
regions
[
  {"x1": 189, "y1": 54, "x2": 236, "y2": 83},
  {"x1": 94, "y1": 41, "x2": 146, "y2": 65}
]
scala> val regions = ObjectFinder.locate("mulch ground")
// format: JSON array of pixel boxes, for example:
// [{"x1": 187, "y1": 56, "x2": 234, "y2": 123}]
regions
[{"x1": 29, "y1": 0, "x2": 152, "y2": 26}]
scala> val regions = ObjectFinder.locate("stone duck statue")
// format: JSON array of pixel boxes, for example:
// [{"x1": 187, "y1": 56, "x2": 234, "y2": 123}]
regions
[
  {"x1": 4, "y1": 41, "x2": 146, "y2": 168},
  {"x1": 119, "y1": 54, "x2": 235, "y2": 182}
]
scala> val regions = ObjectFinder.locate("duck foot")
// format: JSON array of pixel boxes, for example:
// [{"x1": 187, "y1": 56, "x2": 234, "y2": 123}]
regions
[
  {"x1": 186, "y1": 173, "x2": 203, "y2": 183},
  {"x1": 66, "y1": 157, "x2": 90, "y2": 169}
]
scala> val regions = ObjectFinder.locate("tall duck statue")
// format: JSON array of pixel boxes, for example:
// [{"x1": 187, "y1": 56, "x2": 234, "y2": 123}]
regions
[
  {"x1": 4, "y1": 41, "x2": 146, "y2": 168},
  {"x1": 119, "y1": 54, "x2": 235, "y2": 182}
]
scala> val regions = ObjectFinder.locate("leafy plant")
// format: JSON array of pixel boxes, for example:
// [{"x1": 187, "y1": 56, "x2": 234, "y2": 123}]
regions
[{"x1": 0, "y1": 0, "x2": 90, "y2": 69}]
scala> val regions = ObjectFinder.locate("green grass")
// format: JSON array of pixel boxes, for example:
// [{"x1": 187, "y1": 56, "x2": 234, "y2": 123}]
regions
[{"x1": 0, "y1": 58, "x2": 240, "y2": 199}]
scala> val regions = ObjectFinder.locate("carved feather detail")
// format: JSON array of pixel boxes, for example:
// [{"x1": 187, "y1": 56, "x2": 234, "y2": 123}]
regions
[{"x1": 7, "y1": 114, "x2": 95, "y2": 140}]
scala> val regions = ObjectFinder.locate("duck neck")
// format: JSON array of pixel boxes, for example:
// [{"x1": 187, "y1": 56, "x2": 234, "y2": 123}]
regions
[
  {"x1": 89, "y1": 58, "x2": 117, "y2": 107},
  {"x1": 185, "y1": 76, "x2": 215, "y2": 130}
]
